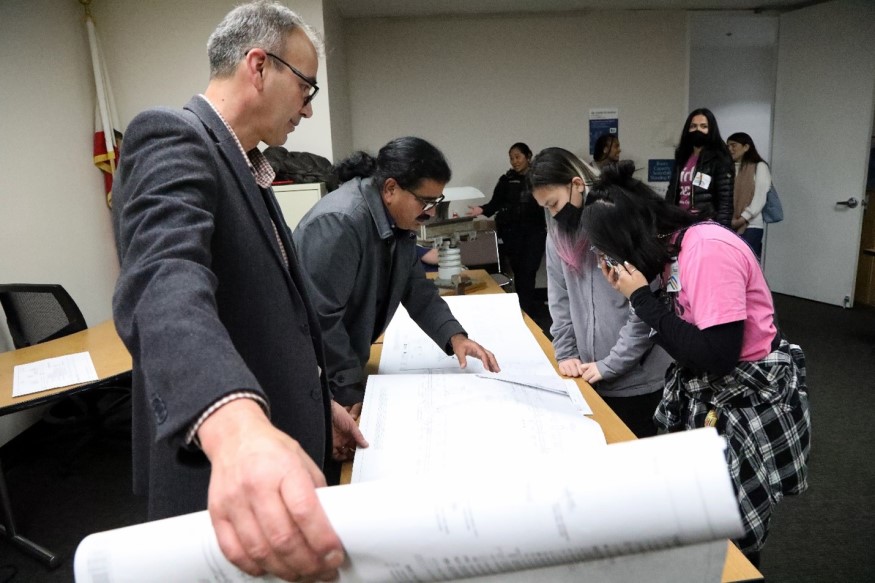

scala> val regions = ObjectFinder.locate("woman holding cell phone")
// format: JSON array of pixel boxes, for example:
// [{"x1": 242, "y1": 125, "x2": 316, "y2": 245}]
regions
[{"x1": 581, "y1": 162, "x2": 810, "y2": 565}]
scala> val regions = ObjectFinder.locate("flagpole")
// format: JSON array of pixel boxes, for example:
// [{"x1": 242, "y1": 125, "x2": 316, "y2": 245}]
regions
[
  {"x1": 85, "y1": 15, "x2": 115, "y2": 174},
  {"x1": 82, "y1": 0, "x2": 120, "y2": 207}
]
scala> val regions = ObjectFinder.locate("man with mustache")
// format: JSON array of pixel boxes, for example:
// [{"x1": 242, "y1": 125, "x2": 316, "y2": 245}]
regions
[{"x1": 293, "y1": 137, "x2": 500, "y2": 407}]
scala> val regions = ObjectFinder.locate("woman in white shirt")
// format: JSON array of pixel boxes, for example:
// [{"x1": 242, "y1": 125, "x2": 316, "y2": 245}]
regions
[{"x1": 727, "y1": 132, "x2": 770, "y2": 260}]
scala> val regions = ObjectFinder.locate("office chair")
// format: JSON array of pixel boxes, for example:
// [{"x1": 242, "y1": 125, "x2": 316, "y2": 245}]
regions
[
  {"x1": 457, "y1": 231, "x2": 513, "y2": 291},
  {"x1": 0, "y1": 284, "x2": 88, "y2": 348},
  {"x1": 0, "y1": 284, "x2": 131, "y2": 463}
]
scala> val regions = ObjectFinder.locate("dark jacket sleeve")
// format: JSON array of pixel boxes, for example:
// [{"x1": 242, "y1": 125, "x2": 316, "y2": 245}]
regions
[
  {"x1": 629, "y1": 287, "x2": 744, "y2": 376},
  {"x1": 696, "y1": 151, "x2": 734, "y2": 226},
  {"x1": 666, "y1": 163, "x2": 680, "y2": 205},
  {"x1": 292, "y1": 211, "x2": 366, "y2": 402},
  {"x1": 480, "y1": 173, "x2": 510, "y2": 217},
  {"x1": 112, "y1": 109, "x2": 265, "y2": 446},
  {"x1": 401, "y1": 244, "x2": 466, "y2": 353},
  {"x1": 709, "y1": 153, "x2": 735, "y2": 226}
]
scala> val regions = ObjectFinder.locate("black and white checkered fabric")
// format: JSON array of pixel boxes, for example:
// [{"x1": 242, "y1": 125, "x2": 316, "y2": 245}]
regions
[{"x1": 655, "y1": 339, "x2": 811, "y2": 553}]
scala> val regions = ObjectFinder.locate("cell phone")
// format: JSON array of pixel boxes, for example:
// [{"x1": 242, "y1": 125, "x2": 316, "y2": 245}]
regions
[{"x1": 603, "y1": 255, "x2": 621, "y2": 271}]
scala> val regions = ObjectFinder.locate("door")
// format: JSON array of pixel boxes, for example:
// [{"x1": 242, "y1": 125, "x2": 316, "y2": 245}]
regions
[{"x1": 764, "y1": 0, "x2": 875, "y2": 307}]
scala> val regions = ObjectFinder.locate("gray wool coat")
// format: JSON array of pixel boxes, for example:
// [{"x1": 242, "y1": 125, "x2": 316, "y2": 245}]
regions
[
  {"x1": 293, "y1": 177, "x2": 465, "y2": 404},
  {"x1": 112, "y1": 96, "x2": 331, "y2": 519}
]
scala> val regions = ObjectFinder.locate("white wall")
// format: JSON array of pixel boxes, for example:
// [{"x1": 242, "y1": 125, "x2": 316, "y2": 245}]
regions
[
  {"x1": 343, "y1": 11, "x2": 688, "y2": 211},
  {"x1": 0, "y1": 0, "x2": 120, "y2": 344},
  {"x1": 94, "y1": 0, "x2": 335, "y2": 160},
  {"x1": 0, "y1": 0, "x2": 120, "y2": 443},
  {"x1": 323, "y1": 0, "x2": 354, "y2": 160},
  {"x1": 0, "y1": 1, "x2": 338, "y2": 353},
  {"x1": 690, "y1": 45, "x2": 777, "y2": 160}
]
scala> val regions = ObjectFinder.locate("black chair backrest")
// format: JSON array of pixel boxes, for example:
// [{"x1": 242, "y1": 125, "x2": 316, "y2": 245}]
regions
[{"x1": 0, "y1": 284, "x2": 88, "y2": 348}]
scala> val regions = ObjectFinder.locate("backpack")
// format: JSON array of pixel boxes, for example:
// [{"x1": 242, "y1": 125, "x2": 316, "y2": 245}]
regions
[{"x1": 762, "y1": 183, "x2": 784, "y2": 224}]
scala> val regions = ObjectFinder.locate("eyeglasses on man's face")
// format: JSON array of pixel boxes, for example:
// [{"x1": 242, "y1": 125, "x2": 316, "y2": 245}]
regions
[
  {"x1": 265, "y1": 51, "x2": 319, "y2": 106},
  {"x1": 406, "y1": 188, "x2": 445, "y2": 211}
]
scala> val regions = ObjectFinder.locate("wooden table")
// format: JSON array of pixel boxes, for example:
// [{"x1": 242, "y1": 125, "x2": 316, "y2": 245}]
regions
[
  {"x1": 0, "y1": 319, "x2": 132, "y2": 567},
  {"x1": 0, "y1": 320, "x2": 132, "y2": 414},
  {"x1": 343, "y1": 270, "x2": 763, "y2": 582}
]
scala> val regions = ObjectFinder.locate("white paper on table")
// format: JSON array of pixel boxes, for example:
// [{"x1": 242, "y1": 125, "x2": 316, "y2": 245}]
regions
[
  {"x1": 476, "y1": 372, "x2": 593, "y2": 415},
  {"x1": 12, "y1": 351, "x2": 98, "y2": 397},
  {"x1": 74, "y1": 429, "x2": 743, "y2": 583},
  {"x1": 351, "y1": 374, "x2": 606, "y2": 483},
  {"x1": 379, "y1": 293, "x2": 556, "y2": 376}
]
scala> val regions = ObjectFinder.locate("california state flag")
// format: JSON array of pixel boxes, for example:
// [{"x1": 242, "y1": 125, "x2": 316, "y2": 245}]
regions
[
  {"x1": 92, "y1": 107, "x2": 120, "y2": 207},
  {"x1": 85, "y1": 13, "x2": 122, "y2": 208}
]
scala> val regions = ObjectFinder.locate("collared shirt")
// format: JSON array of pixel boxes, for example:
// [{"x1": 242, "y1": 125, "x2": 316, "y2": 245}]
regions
[
  {"x1": 198, "y1": 95, "x2": 275, "y2": 187},
  {"x1": 198, "y1": 95, "x2": 288, "y2": 268}
]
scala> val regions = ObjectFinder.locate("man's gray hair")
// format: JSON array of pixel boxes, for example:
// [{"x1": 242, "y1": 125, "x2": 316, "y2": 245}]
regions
[{"x1": 207, "y1": 0, "x2": 324, "y2": 79}]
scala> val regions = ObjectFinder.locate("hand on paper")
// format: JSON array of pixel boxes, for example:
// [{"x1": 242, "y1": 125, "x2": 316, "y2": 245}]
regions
[
  {"x1": 578, "y1": 361, "x2": 604, "y2": 384},
  {"x1": 558, "y1": 358, "x2": 584, "y2": 377},
  {"x1": 559, "y1": 359, "x2": 602, "y2": 383},
  {"x1": 450, "y1": 333, "x2": 501, "y2": 372},
  {"x1": 197, "y1": 398, "x2": 344, "y2": 582},
  {"x1": 331, "y1": 400, "x2": 369, "y2": 462},
  {"x1": 600, "y1": 259, "x2": 648, "y2": 299}
]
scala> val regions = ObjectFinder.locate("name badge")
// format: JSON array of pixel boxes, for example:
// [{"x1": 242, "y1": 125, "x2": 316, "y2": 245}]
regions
[
  {"x1": 692, "y1": 172, "x2": 712, "y2": 189},
  {"x1": 666, "y1": 260, "x2": 681, "y2": 293}
]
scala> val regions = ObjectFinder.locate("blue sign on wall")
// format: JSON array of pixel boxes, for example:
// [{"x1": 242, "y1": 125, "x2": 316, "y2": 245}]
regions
[
  {"x1": 588, "y1": 108, "x2": 618, "y2": 157},
  {"x1": 589, "y1": 120, "x2": 618, "y2": 157},
  {"x1": 648, "y1": 159, "x2": 675, "y2": 183}
]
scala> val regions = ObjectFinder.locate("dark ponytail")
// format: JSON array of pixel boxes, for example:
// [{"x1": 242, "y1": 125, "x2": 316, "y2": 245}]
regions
[{"x1": 333, "y1": 136, "x2": 451, "y2": 191}]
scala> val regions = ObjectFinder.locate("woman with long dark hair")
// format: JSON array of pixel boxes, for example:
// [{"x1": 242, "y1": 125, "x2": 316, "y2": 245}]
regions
[
  {"x1": 666, "y1": 108, "x2": 734, "y2": 226},
  {"x1": 581, "y1": 163, "x2": 810, "y2": 565},
  {"x1": 727, "y1": 132, "x2": 771, "y2": 260},
  {"x1": 469, "y1": 142, "x2": 545, "y2": 316},
  {"x1": 528, "y1": 149, "x2": 671, "y2": 438}
]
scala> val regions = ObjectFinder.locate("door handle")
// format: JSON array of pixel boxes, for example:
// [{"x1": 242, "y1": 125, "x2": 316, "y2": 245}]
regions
[{"x1": 836, "y1": 197, "x2": 859, "y2": 208}]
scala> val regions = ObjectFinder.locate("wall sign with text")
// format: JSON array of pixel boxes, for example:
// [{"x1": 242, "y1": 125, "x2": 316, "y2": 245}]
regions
[{"x1": 588, "y1": 107, "x2": 618, "y2": 157}]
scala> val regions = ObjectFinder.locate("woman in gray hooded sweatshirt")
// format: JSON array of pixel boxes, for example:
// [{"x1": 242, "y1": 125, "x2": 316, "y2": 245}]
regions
[{"x1": 528, "y1": 149, "x2": 671, "y2": 437}]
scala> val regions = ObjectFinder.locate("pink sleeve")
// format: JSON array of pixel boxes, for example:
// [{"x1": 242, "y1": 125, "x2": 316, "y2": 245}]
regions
[{"x1": 679, "y1": 239, "x2": 748, "y2": 329}]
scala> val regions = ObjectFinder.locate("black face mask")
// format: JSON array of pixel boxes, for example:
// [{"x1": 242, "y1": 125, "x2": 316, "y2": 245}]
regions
[
  {"x1": 553, "y1": 202, "x2": 582, "y2": 233},
  {"x1": 689, "y1": 130, "x2": 708, "y2": 148}
]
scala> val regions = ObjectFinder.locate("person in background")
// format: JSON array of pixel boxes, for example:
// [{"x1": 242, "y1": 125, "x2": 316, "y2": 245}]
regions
[
  {"x1": 592, "y1": 133, "x2": 621, "y2": 170},
  {"x1": 468, "y1": 142, "x2": 545, "y2": 316},
  {"x1": 111, "y1": 2, "x2": 367, "y2": 581},
  {"x1": 727, "y1": 132, "x2": 770, "y2": 260},
  {"x1": 293, "y1": 137, "x2": 500, "y2": 406},
  {"x1": 529, "y1": 150, "x2": 672, "y2": 438},
  {"x1": 666, "y1": 108, "x2": 734, "y2": 226},
  {"x1": 582, "y1": 163, "x2": 810, "y2": 566}
]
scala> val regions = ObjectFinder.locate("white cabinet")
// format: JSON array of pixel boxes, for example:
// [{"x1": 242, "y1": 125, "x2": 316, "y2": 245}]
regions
[{"x1": 273, "y1": 183, "x2": 326, "y2": 230}]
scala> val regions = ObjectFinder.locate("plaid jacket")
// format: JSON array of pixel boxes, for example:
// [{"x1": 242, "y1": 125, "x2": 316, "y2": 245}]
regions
[{"x1": 655, "y1": 339, "x2": 811, "y2": 553}]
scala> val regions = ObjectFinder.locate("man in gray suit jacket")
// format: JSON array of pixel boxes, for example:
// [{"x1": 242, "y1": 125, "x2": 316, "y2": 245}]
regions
[
  {"x1": 294, "y1": 138, "x2": 500, "y2": 405},
  {"x1": 111, "y1": 3, "x2": 365, "y2": 581}
]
